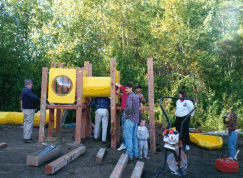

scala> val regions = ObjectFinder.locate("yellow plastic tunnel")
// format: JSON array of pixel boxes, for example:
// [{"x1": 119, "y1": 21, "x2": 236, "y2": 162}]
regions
[{"x1": 0, "y1": 110, "x2": 62, "y2": 128}]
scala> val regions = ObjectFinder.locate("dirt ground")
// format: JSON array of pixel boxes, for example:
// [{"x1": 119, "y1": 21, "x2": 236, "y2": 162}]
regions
[{"x1": 0, "y1": 124, "x2": 243, "y2": 178}]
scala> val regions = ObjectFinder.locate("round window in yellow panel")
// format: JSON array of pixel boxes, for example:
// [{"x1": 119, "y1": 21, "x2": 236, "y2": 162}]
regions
[{"x1": 52, "y1": 75, "x2": 73, "y2": 96}]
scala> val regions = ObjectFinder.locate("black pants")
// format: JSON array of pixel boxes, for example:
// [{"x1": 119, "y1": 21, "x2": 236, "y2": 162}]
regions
[{"x1": 175, "y1": 116, "x2": 191, "y2": 145}]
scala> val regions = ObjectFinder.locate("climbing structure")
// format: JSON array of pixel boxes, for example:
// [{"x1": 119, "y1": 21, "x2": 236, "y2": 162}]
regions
[{"x1": 38, "y1": 58, "x2": 155, "y2": 151}]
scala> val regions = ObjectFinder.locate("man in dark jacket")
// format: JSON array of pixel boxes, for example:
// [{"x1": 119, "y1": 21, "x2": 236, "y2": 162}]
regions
[{"x1": 21, "y1": 79, "x2": 40, "y2": 143}]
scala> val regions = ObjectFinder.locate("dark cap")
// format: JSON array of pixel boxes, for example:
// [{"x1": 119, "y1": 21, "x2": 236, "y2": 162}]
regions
[
  {"x1": 135, "y1": 85, "x2": 142, "y2": 89},
  {"x1": 24, "y1": 79, "x2": 33, "y2": 86}
]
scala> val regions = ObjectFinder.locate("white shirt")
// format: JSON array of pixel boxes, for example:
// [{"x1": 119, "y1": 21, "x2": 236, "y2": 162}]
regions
[{"x1": 175, "y1": 99, "x2": 194, "y2": 117}]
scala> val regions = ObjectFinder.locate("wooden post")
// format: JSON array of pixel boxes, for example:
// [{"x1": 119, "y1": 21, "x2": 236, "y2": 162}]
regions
[
  {"x1": 75, "y1": 67, "x2": 83, "y2": 144},
  {"x1": 116, "y1": 71, "x2": 121, "y2": 144},
  {"x1": 86, "y1": 63, "x2": 92, "y2": 136},
  {"x1": 48, "y1": 109, "x2": 54, "y2": 137},
  {"x1": 110, "y1": 58, "x2": 116, "y2": 149},
  {"x1": 148, "y1": 58, "x2": 156, "y2": 151},
  {"x1": 39, "y1": 67, "x2": 48, "y2": 142},
  {"x1": 48, "y1": 61, "x2": 56, "y2": 136},
  {"x1": 56, "y1": 63, "x2": 63, "y2": 134}
]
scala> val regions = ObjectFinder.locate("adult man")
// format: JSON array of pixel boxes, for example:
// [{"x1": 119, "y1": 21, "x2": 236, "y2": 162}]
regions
[
  {"x1": 21, "y1": 79, "x2": 40, "y2": 143},
  {"x1": 124, "y1": 82, "x2": 140, "y2": 160},
  {"x1": 116, "y1": 83, "x2": 128, "y2": 151},
  {"x1": 89, "y1": 97, "x2": 110, "y2": 144}
]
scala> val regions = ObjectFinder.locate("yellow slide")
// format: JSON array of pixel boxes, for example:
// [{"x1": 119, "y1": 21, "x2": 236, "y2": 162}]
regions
[
  {"x1": 189, "y1": 133, "x2": 223, "y2": 149},
  {"x1": 0, "y1": 110, "x2": 60, "y2": 128},
  {"x1": 171, "y1": 127, "x2": 223, "y2": 149}
]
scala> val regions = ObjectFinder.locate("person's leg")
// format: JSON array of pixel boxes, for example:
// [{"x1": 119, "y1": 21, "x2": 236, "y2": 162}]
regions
[
  {"x1": 122, "y1": 111, "x2": 126, "y2": 144},
  {"x1": 23, "y1": 109, "x2": 35, "y2": 139},
  {"x1": 144, "y1": 140, "x2": 149, "y2": 157},
  {"x1": 175, "y1": 117, "x2": 182, "y2": 135},
  {"x1": 101, "y1": 109, "x2": 109, "y2": 142},
  {"x1": 138, "y1": 140, "x2": 143, "y2": 157},
  {"x1": 228, "y1": 132, "x2": 237, "y2": 159},
  {"x1": 132, "y1": 123, "x2": 139, "y2": 157},
  {"x1": 125, "y1": 119, "x2": 134, "y2": 159},
  {"x1": 94, "y1": 110, "x2": 102, "y2": 140},
  {"x1": 61, "y1": 109, "x2": 69, "y2": 126},
  {"x1": 183, "y1": 116, "x2": 191, "y2": 145}
]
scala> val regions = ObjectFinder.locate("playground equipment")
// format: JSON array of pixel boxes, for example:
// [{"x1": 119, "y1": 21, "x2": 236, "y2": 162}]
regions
[
  {"x1": 189, "y1": 133, "x2": 223, "y2": 149},
  {"x1": 155, "y1": 96, "x2": 197, "y2": 178},
  {"x1": 38, "y1": 58, "x2": 156, "y2": 151},
  {"x1": 0, "y1": 110, "x2": 59, "y2": 127}
]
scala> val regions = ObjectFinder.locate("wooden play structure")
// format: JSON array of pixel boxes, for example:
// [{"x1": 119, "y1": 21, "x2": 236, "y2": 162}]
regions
[{"x1": 38, "y1": 58, "x2": 155, "y2": 151}]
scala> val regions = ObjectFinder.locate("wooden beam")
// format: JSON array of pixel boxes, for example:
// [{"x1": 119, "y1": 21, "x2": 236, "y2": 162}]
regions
[
  {"x1": 48, "y1": 109, "x2": 54, "y2": 137},
  {"x1": 130, "y1": 161, "x2": 144, "y2": 178},
  {"x1": 75, "y1": 67, "x2": 83, "y2": 144},
  {"x1": 148, "y1": 58, "x2": 156, "y2": 151},
  {"x1": 110, "y1": 153, "x2": 129, "y2": 178},
  {"x1": 45, "y1": 146, "x2": 85, "y2": 174},
  {"x1": 116, "y1": 106, "x2": 149, "y2": 111},
  {"x1": 96, "y1": 148, "x2": 106, "y2": 162},
  {"x1": 0, "y1": 143, "x2": 7, "y2": 148},
  {"x1": 110, "y1": 58, "x2": 116, "y2": 149},
  {"x1": 46, "y1": 105, "x2": 82, "y2": 109},
  {"x1": 86, "y1": 63, "x2": 92, "y2": 137},
  {"x1": 39, "y1": 67, "x2": 48, "y2": 142},
  {"x1": 56, "y1": 63, "x2": 63, "y2": 134},
  {"x1": 116, "y1": 71, "x2": 121, "y2": 144}
]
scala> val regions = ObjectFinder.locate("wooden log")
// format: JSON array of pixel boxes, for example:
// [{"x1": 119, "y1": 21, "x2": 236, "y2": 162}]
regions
[
  {"x1": 0, "y1": 143, "x2": 7, "y2": 148},
  {"x1": 45, "y1": 146, "x2": 85, "y2": 174},
  {"x1": 130, "y1": 161, "x2": 144, "y2": 178},
  {"x1": 48, "y1": 109, "x2": 54, "y2": 137},
  {"x1": 39, "y1": 67, "x2": 48, "y2": 142},
  {"x1": 75, "y1": 67, "x2": 83, "y2": 144},
  {"x1": 81, "y1": 107, "x2": 87, "y2": 138},
  {"x1": 110, "y1": 58, "x2": 117, "y2": 149},
  {"x1": 148, "y1": 58, "x2": 156, "y2": 151},
  {"x1": 96, "y1": 148, "x2": 106, "y2": 162},
  {"x1": 110, "y1": 153, "x2": 129, "y2": 178}
]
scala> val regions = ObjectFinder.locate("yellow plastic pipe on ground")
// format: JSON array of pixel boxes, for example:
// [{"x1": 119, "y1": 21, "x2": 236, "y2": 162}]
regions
[{"x1": 0, "y1": 110, "x2": 61, "y2": 128}]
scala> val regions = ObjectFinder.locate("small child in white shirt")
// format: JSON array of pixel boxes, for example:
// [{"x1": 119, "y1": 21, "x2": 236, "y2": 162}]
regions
[{"x1": 137, "y1": 118, "x2": 150, "y2": 159}]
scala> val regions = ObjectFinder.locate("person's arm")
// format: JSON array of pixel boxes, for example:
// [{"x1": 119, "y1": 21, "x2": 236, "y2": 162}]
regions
[
  {"x1": 186, "y1": 100, "x2": 194, "y2": 117},
  {"x1": 28, "y1": 90, "x2": 40, "y2": 102},
  {"x1": 120, "y1": 85, "x2": 126, "y2": 93},
  {"x1": 116, "y1": 92, "x2": 122, "y2": 97},
  {"x1": 140, "y1": 94, "x2": 146, "y2": 104},
  {"x1": 20, "y1": 97, "x2": 22, "y2": 111},
  {"x1": 223, "y1": 118, "x2": 229, "y2": 124},
  {"x1": 125, "y1": 96, "x2": 132, "y2": 117}
]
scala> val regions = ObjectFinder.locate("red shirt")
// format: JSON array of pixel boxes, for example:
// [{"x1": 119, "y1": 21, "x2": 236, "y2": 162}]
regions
[{"x1": 120, "y1": 85, "x2": 128, "y2": 110}]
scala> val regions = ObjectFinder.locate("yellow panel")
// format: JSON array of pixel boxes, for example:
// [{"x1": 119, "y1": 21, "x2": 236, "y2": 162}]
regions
[{"x1": 48, "y1": 68, "x2": 76, "y2": 103}]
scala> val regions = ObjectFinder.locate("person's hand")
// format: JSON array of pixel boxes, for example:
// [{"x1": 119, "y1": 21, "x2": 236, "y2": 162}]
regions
[{"x1": 115, "y1": 83, "x2": 121, "y2": 87}]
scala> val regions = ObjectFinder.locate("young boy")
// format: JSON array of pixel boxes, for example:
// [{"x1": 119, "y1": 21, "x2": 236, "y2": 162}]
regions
[
  {"x1": 137, "y1": 118, "x2": 150, "y2": 159},
  {"x1": 124, "y1": 81, "x2": 140, "y2": 160}
]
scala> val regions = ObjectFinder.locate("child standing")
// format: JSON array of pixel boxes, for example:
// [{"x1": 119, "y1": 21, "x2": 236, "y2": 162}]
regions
[
  {"x1": 223, "y1": 112, "x2": 238, "y2": 160},
  {"x1": 137, "y1": 118, "x2": 150, "y2": 159}
]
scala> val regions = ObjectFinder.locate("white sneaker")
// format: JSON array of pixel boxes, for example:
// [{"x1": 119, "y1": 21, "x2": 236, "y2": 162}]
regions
[
  {"x1": 185, "y1": 145, "x2": 190, "y2": 150},
  {"x1": 117, "y1": 143, "x2": 126, "y2": 151}
]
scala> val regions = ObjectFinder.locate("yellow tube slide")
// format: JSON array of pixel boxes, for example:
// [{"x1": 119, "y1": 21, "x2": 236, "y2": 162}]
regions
[
  {"x1": 171, "y1": 127, "x2": 223, "y2": 149},
  {"x1": 0, "y1": 110, "x2": 61, "y2": 128},
  {"x1": 189, "y1": 133, "x2": 223, "y2": 149}
]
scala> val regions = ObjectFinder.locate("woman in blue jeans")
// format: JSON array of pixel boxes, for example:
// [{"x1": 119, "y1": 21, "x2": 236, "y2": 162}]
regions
[{"x1": 223, "y1": 112, "x2": 238, "y2": 160}]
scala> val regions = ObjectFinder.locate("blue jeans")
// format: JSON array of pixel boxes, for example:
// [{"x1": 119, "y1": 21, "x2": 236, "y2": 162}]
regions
[
  {"x1": 121, "y1": 111, "x2": 126, "y2": 144},
  {"x1": 228, "y1": 131, "x2": 237, "y2": 159},
  {"x1": 124, "y1": 119, "x2": 139, "y2": 159}
]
